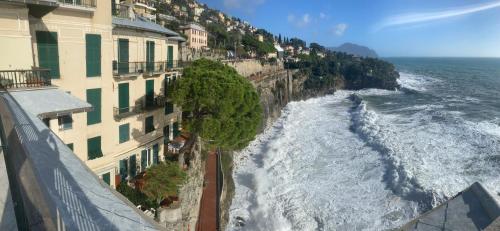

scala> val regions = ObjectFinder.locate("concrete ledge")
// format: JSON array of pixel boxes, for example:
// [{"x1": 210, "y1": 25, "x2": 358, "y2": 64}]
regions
[{"x1": 470, "y1": 182, "x2": 500, "y2": 219}]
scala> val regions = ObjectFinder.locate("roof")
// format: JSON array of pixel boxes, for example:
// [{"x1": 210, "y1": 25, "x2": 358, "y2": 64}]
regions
[
  {"x1": 274, "y1": 44, "x2": 284, "y2": 52},
  {"x1": 0, "y1": 92, "x2": 162, "y2": 230},
  {"x1": 180, "y1": 23, "x2": 206, "y2": 32},
  {"x1": 402, "y1": 182, "x2": 500, "y2": 231},
  {"x1": 8, "y1": 88, "x2": 92, "y2": 118},
  {"x1": 113, "y1": 16, "x2": 179, "y2": 36},
  {"x1": 0, "y1": 139, "x2": 17, "y2": 231},
  {"x1": 168, "y1": 36, "x2": 186, "y2": 42}
]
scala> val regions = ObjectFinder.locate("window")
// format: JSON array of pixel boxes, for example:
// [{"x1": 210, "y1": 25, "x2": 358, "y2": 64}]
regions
[
  {"x1": 118, "y1": 83, "x2": 129, "y2": 114},
  {"x1": 146, "y1": 41, "x2": 155, "y2": 72},
  {"x1": 129, "y1": 155, "x2": 137, "y2": 177},
  {"x1": 119, "y1": 123, "x2": 130, "y2": 143},
  {"x1": 36, "y1": 31, "x2": 60, "y2": 78},
  {"x1": 67, "y1": 143, "x2": 74, "y2": 151},
  {"x1": 58, "y1": 114, "x2": 73, "y2": 130},
  {"x1": 87, "y1": 136, "x2": 103, "y2": 160},
  {"x1": 163, "y1": 126, "x2": 170, "y2": 144},
  {"x1": 102, "y1": 172, "x2": 110, "y2": 186},
  {"x1": 173, "y1": 122, "x2": 180, "y2": 138},
  {"x1": 119, "y1": 159, "x2": 128, "y2": 181},
  {"x1": 145, "y1": 79, "x2": 154, "y2": 107},
  {"x1": 145, "y1": 116, "x2": 155, "y2": 133},
  {"x1": 165, "y1": 101, "x2": 174, "y2": 115},
  {"x1": 86, "y1": 88, "x2": 101, "y2": 125},
  {"x1": 86, "y1": 34, "x2": 101, "y2": 77},
  {"x1": 42, "y1": 118, "x2": 50, "y2": 128},
  {"x1": 118, "y1": 39, "x2": 129, "y2": 74}
]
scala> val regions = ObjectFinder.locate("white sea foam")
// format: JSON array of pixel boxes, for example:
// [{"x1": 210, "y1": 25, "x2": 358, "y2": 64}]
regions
[
  {"x1": 397, "y1": 72, "x2": 440, "y2": 92},
  {"x1": 228, "y1": 72, "x2": 500, "y2": 230}
]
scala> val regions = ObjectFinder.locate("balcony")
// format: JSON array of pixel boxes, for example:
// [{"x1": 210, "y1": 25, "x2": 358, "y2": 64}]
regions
[
  {"x1": 143, "y1": 94, "x2": 166, "y2": 111},
  {"x1": 113, "y1": 61, "x2": 144, "y2": 78},
  {"x1": 57, "y1": 0, "x2": 96, "y2": 7},
  {"x1": 113, "y1": 61, "x2": 187, "y2": 78},
  {"x1": 0, "y1": 69, "x2": 51, "y2": 90},
  {"x1": 113, "y1": 105, "x2": 142, "y2": 120},
  {"x1": 143, "y1": 62, "x2": 167, "y2": 77}
]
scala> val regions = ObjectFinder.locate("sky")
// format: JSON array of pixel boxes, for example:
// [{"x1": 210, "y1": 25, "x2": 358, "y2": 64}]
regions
[{"x1": 197, "y1": 0, "x2": 500, "y2": 57}]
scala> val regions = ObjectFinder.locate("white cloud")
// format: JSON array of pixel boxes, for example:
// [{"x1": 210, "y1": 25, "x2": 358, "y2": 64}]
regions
[
  {"x1": 333, "y1": 23, "x2": 348, "y2": 36},
  {"x1": 224, "y1": 0, "x2": 265, "y2": 13},
  {"x1": 288, "y1": 13, "x2": 311, "y2": 28},
  {"x1": 319, "y1": 12, "x2": 328, "y2": 19},
  {"x1": 375, "y1": 0, "x2": 500, "y2": 31}
]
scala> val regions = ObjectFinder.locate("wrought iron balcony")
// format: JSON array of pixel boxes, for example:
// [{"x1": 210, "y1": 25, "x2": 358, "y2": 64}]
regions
[
  {"x1": 143, "y1": 94, "x2": 166, "y2": 111},
  {"x1": 112, "y1": 61, "x2": 144, "y2": 77},
  {"x1": 0, "y1": 69, "x2": 51, "y2": 89},
  {"x1": 144, "y1": 61, "x2": 166, "y2": 76},
  {"x1": 113, "y1": 105, "x2": 143, "y2": 120}
]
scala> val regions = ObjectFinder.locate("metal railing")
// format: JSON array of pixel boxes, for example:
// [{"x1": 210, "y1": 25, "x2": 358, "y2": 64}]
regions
[
  {"x1": 143, "y1": 94, "x2": 166, "y2": 111},
  {"x1": 113, "y1": 61, "x2": 189, "y2": 77},
  {"x1": 144, "y1": 62, "x2": 166, "y2": 75},
  {"x1": 0, "y1": 69, "x2": 51, "y2": 89},
  {"x1": 113, "y1": 61, "x2": 145, "y2": 77},
  {"x1": 58, "y1": 0, "x2": 96, "y2": 8},
  {"x1": 113, "y1": 105, "x2": 143, "y2": 119}
]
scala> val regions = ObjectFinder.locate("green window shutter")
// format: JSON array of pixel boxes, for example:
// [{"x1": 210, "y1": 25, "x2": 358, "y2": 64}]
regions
[
  {"x1": 165, "y1": 101, "x2": 174, "y2": 115},
  {"x1": 87, "y1": 136, "x2": 103, "y2": 160},
  {"x1": 67, "y1": 143, "x2": 74, "y2": 151},
  {"x1": 145, "y1": 79, "x2": 154, "y2": 107},
  {"x1": 86, "y1": 88, "x2": 101, "y2": 125},
  {"x1": 118, "y1": 83, "x2": 129, "y2": 114},
  {"x1": 163, "y1": 125, "x2": 170, "y2": 144},
  {"x1": 129, "y1": 155, "x2": 137, "y2": 177},
  {"x1": 141, "y1": 150, "x2": 147, "y2": 171},
  {"x1": 173, "y1": 122, "x2": 180, "y2": 138},
  {"x1": 118, "y1": 39, "x2": 129, "y2": 74},
  {"x1": 102, "y1": 172, "x2": 110, "y2": 185},
  {"x1": 164, "y1": 77, "x2": 169, "y2": 97},
  {"x1": 36, "y1": 31, "x2": 60, "y2": 78},
  {"x1": 167, "y1": 46, "x2": 174, "y2": 68},
  {"x1": 153, "y1": 144, "x2": 159, "y2": 165},
  {"x1": 146, "y1": 41, "x2": 155, "y2": 72},
  {"x1": 119, "y1": 123, "x2": 130, "y2": 143},
  {"x1": 145, "y1": 115, "x2": 154, "y2": 133},
  {"x1": 86, "y1": 34, "x2": 101, "y2": 77},
  {"x1": 119, "y1": 159, "x2": 128, "y2": 181}
]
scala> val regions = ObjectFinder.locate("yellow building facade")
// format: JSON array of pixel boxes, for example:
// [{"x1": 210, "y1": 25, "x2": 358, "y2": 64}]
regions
[{"x1": 0, "y1": 0, "x2": 185, "y2": 189}]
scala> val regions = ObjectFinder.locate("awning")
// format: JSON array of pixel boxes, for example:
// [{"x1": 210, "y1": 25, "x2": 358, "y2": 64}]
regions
[{"x1": 9, "y1": 88, "x2": 92, "y2": 118}]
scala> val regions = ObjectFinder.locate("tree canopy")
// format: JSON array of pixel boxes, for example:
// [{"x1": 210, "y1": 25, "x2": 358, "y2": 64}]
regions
[
  {"x1": 142, "y1": 161, "x2": 187, "y2": 204},
  {"x1": 170, "y1": 59, "x2": 262, "y2": 150}
]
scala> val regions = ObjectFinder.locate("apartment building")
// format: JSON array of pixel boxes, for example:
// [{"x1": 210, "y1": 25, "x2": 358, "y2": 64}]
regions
[
  {"x1": 180, "y1": 23, "x2": 207, "y2": 50},
  {"x1": 115, "y1": 0, "x2": 157, "y2": 22},
  {"x1": 0, "y1": 0, "x2": 186, "y2": 189}
]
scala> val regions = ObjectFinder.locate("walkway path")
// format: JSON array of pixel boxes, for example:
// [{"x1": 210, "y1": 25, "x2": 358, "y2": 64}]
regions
[{"x1": 196, "y1": 151, "x2": 218, "y2": 231}]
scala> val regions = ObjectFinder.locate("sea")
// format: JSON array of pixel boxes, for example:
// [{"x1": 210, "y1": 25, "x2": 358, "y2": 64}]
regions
[{"x1": 227, "y1": 58, "x2": 500, "y2": 231}]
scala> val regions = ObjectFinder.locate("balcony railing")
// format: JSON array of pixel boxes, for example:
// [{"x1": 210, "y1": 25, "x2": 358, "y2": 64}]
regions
[
  {"x1": 58, "y1": 0, "x2": 96, "y2": 8},
  {"x1": 113, "y1": 61, "x2": 189, "y2": 77},
  {"x1": 0, "y1": 69, "x2": 51, "y2": 89},
  {"x1": 143, "y1": 94, "x2": 166, "y2": 111},
  {"x1": 113, "y1": 61, "x2": 144, "y2": 77},
  {"x1": 113, "y1": 105, "x2": 143, "y2": 119},
  {"x1": 144, "y1": 62, "x2": 166, "y2": 76}
]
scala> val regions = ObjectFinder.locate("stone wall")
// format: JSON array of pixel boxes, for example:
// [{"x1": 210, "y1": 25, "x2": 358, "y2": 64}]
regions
[
  {"x1": 222, "y1": 59, "x2": 284, "y2": 78},
  {"x1": 162, "y1": 137, "x2": 205, "y2": 231}
]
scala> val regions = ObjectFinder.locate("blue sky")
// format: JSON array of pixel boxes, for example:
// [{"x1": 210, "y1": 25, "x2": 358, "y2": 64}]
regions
[{"x1": 197, "y1": 0, "x2": 500, "y2": 57}]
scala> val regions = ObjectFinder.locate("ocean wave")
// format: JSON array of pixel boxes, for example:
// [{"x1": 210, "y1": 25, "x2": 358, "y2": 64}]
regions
[
  {"x1": 348, "y1": 94, "x2": 444, "y2": 210},
  {"x1": 397, "y1": 72, "x2": 440, "y2": 92}
]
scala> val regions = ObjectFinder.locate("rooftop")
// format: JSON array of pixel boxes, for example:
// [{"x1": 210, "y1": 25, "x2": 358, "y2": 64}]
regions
[
  {"x1": 0, "y1": 89, "x2": 163, "y2": 230},
  {"x1": 113, "y1": 16, "x2": 179, "y2": 36},
  {"x1": 401, "y1": 182, "x2": 500, "y2": 231}
]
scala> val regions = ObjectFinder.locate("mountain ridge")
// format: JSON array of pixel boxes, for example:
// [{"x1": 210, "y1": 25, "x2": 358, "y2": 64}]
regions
[{"x1": 328, "y1": 43, "x2": 378, "y2": 58}]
